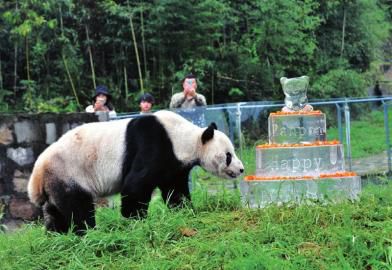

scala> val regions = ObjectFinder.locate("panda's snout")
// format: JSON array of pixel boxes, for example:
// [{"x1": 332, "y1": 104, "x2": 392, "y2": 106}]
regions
[{"x1": 224, "y1": 164, "x2": 244, "y2": 179}]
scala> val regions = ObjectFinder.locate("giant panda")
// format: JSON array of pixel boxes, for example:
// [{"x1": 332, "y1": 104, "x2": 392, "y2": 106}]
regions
[{"x1": 28, "y1": 110, "x2": 244, "y2": 234}]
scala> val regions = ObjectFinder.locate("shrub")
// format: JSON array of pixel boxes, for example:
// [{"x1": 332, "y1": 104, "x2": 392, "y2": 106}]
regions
[{"x1": 310, "y1": 69, "x2": 367, "y2": 99}]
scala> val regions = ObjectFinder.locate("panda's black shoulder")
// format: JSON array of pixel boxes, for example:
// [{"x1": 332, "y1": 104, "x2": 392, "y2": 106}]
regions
[
  {"x1": 124, "y1": 114, "x2": 173, "y2": 150},
  {"x1": 127, "y1": 114, "x2": 161, "y2": 131},
  {"x1": 126, "y1": 115, "x2": 168, "y2": 138},
  {"x1": 121, "y1": 114, "x2": 179, "y2": 177}
]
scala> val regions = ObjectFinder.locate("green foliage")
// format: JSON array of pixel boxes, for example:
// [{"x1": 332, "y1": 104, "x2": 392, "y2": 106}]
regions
[
  {"x1": 310, "y1": 68, "x2": 367, "y2": 99},
  {"x1": 253, "y1": 0, "x2": 321, "y2": 78},
  {"x1": 314, "y1": 0, "x2": 391, "y2": 73},
  {"x1": 20, "y1": 79, "x2": 38, "y2": 111},
  {"x1": 228, "y1": 87, "x2": 244, "y2": 97},
  {"x1": 0, "y1": 204, "x2": 6, "y2": 233},
  {"x1": 0, "y1": 89, "x2": 12, "y2": 112},
  {"x1": 35, "y1": 97, "x2": 79, "y2": 112},
  {"x1": 0, "y1": 0, "x2": 391, "y2": 112}
]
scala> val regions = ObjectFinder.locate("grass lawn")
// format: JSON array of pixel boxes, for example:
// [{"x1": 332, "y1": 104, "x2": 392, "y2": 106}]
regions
[
  {"x1": 0, "y1": 181, "x2": 391, "y2": 270},
  {"x1": 327, "y1": 110, "x2": 390, "y2": 159},
  {"x1": 1, "y1": 110, "x2": 391, "y2": 269}
]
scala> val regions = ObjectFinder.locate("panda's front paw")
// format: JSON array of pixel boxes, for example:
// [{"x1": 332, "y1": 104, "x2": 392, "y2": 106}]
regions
[
  {"x1": 121, "y1": 207, "x2": 147, "y2": 219},
  {"x1": 167, "y1": 197, "x2": 192, "y2": 209}
]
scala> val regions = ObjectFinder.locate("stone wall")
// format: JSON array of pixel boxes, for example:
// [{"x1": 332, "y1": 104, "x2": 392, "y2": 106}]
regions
[{"x1": 0, "y1": 112, "x2": 105, "y2": 225}]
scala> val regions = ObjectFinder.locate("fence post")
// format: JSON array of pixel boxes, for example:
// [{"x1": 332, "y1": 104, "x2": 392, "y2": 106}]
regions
[
  {"x1": 382, "y1": 100, "x2": 392, "y2": 174},
  {"x1": 344, "y1": 101, "x2": 352, "y2": 171},
  {"x1": 236, "y1": 102, "x2": 243, "y2": 159},
  {"x1": 336, "y1": 103, "x2": 343, "y2": 143}
]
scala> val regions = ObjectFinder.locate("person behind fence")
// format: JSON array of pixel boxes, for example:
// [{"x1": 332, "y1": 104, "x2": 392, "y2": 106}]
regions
[
  {"x1": 373, "y1": 81, "x2": 383, "y2": 107},
  {"x1": 169, "y1": 73, "x2": 206, "y2": 109},
  {"x1": 139, "y1": 93, "x2": 155, "y2": 114},
  {"x1": 170, "y1": 73, "x2": 207, "y2": 191},
  {"x1": 169, "y1": 73, "x2": 207, "y2": 128},
  {"x1": 85, "y1": 85, "x2": 116, "y2": 118}
]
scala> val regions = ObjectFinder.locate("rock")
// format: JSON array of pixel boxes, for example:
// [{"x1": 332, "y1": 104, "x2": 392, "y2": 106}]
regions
[
  {"x1": 14, "y1": 121, "x2": 40, "y2": 143},
  {"x1": 13, "y1": 170, "x2": 29, "y2": 193},
  {"x1": 9, "y1": 198, "x2": 40, "y2": 220},
  {"x1": 45, "y1": 123, "x2": 57, "y2": 145},
  {"x1": 7, "y1": 147, "x2": 35, "y2": 166}
]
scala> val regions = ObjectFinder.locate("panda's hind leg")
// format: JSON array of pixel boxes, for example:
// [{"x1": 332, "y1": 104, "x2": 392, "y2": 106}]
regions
[
  {"x1": 45, "y1": 180, "x2": 96, "y2": 235},
  {"x1": 43, "y1": 202, "x2": 69, "y2": 233}
]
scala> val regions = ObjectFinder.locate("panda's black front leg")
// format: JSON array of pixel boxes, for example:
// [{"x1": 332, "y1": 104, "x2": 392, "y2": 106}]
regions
[
  {"x1": 160, "y1": 174, "x2": 191, "y2": 208},
  {"x1": 161, "y1": 187, "x2": 191, "y2": 208},
  {"x1": 120, "y1": 172, "x2": 154, "y2": 219},
  {"x1": 120, "y1": 191, "x2": 151, "y2": 219}
]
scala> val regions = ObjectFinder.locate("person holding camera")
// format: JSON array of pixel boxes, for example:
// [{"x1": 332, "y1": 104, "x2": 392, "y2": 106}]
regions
[
  {"x1": 169, "y1": 73, "x2": 206, "y2": 109},
  {"x1": 85, "y1": 85, "x2": 116, "y2": 118}
]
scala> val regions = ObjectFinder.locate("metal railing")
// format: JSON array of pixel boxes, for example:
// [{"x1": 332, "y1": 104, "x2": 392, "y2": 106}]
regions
[{"x1": 113, "y1": 96, "x2": 392, "y2": 175}]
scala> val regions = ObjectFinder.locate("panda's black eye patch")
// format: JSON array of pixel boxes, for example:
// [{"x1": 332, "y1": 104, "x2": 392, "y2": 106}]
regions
[{"x1": 226, "y1": 152, "x2": 232, "y2": 166}]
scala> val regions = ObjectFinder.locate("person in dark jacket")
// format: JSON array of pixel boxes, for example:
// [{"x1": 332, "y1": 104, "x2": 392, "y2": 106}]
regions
[{"x1": 85, "y1": 85, "x2": 116, "y2": 117}]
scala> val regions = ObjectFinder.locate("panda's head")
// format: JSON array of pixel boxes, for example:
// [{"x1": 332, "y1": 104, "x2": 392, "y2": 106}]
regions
[{"x1": 199, "y1": 123, "x2": 244, "y2": 179}]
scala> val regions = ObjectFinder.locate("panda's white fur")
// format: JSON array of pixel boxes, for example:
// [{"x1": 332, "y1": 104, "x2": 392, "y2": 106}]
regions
[
  {"x1": 28, "y1": 119, "x2": 129, "y2": 205},
  {"x1": 28, "y1": 110, "x2": 244, "y2": 234},
  {"x1": 153, "y1": 110, "x2": 243, "y2": 178}
]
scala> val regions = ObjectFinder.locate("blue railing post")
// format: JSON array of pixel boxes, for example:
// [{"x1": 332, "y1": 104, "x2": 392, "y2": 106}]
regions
[
  {"x1": 344, "y1": 101, "x2": 352, "y2": 171},
  {"x1": 336, "y1": 103, "x2": 343, "y2": 143},
  {"x1": 382, "y1": 100, "x2": 392, "y2": 174},
  {"x1": 236, "y1": 102, "x2": 244, "y2": 159}
]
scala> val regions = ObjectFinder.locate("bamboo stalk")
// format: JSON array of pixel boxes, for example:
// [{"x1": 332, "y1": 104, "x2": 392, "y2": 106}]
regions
[
  {"x1": 340, "y1": 5, "x2": 346, "y2": 58},
  {"x1": 85, "y1": 25, "x2": 96, "y2": 89},
  {"x1": 13, "y1": 42, "x2": 17, "y2": 100},
  {"x1": 211, "y1": 69, "x2": 214, "y2": 104},
  {"x1": 62, "y1": 54, "x2": 80, "y2": 107},
  {"x1": 127, "y1": 1, "x2": 144, "y2": 92},
  {"x1": 25, "y1": 36, "x2": 33, "y2": 110},
  {"x1": 0, "y1": 53, "x2": 3, "y2": 91},
  {"x1": 25, "y1": 37, "x2": 30, "y2": 81},
  {"x1": 217, "y1": 73, "x2": 261, "y2": 85},
  {"x1": 13, "y1": 1, "x2": 18, "y2": 100},
  {"x1": 123, "y1": 49, "x2": 129, "y2": 105},
  {"x1": 59, "y1": 4, "x2": 80, "y2": 108},
  {"x1": 141, "y1": 6, "x2": 147, "y2": 78}
]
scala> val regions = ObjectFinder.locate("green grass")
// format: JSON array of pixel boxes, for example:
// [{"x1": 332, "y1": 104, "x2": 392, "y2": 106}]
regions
[
  {"x1": 327, "y1": 110, "x2": 390, "y2": 159},
  {"x1": 1, "y1": 182, "x2": 391, "y2": 270},
  {"x1": 1, "y1": 111, "x2": 391, "y2": 269}
]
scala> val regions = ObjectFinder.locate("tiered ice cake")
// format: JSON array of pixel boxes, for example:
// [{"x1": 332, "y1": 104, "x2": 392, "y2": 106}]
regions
[{"x1": 241, "y1": 110, "x2": 361, "y2": 208}]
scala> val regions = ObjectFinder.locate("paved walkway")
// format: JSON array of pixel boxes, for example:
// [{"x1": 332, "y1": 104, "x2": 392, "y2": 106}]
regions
[{"x1": 351, "y1": 151, "x2": 390, "y2": 176}]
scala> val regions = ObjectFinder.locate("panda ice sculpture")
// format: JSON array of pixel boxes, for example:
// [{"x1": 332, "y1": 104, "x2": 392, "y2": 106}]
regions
[
  {"x1": 28, "y1": 110, "x2": 244, "y2": 235},
  {"x1": 281, "y1": 76, "x2": 313, "y2": 112}
]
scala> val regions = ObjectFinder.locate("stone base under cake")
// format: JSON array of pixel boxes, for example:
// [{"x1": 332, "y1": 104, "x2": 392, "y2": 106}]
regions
[{"x1": 240, "y1": 176, "x2": 361, "y2": 208}]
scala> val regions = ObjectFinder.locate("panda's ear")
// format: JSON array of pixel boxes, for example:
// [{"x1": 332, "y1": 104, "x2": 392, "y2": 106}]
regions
[
  {"x1": 210, "y1": 122, "x2": 217, "y2": 130},
  {"x1": 201, "y1": 123, "x2": 217, "y2": 144}
]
